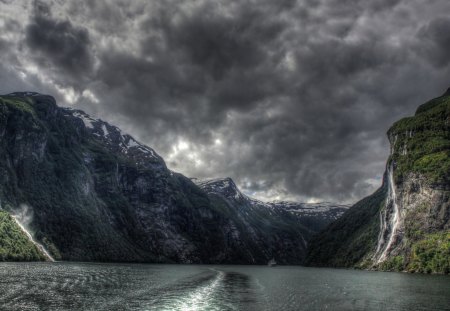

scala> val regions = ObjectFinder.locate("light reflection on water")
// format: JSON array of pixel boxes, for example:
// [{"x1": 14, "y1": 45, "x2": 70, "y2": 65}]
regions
[{"x1": 0, "y1": 262, "x2": 449, "y2": 311}]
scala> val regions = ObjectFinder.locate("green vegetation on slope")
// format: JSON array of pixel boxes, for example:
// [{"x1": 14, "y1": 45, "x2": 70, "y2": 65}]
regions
[
  {"x1": 0, "y1": 211, "x2": 45, "y2": 261},
  {"x1": 408, "y1": 231, "x2": 450, "y2": 274},
  {"x1": 379, "y1": 255, "x2": 405, "y2": 272},
  {"x1": 0, "y1": 96, "x2": 37, "y2": 118},
  {"x1": 305, "y1": 185, "x2": 387, "y2": 267},
  {"x1": 389, "y1": 93, "x2": 450, "y2": 184}
]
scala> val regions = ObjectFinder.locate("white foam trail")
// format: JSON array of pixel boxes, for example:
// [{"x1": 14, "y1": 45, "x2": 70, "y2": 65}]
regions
[
  {"x1": 11, "y1": 205, "x2": 55, "y2": 262},
  {"x1": 159, "y1": 269, "x2": 229, "y2": 311},
  {"x1": 178, "y1": 270, "x2": 224, "y2": 311},
  {"x1": 375, "y1": 163, "x2": 400, "y2": 264}
]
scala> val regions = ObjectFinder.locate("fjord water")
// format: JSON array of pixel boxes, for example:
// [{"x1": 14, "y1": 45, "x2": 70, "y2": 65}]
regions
[{"x1": 0, "y1": 263, "x2": 449, "y2": 311}]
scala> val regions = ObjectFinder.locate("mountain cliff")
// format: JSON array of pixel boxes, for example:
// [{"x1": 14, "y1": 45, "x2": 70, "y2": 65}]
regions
[
  {"x1": 306, "y1": 89, "x2": 450, "y2": 273},
  {"x1": 0, "y1": 92, "x2": 345, "y2": 264}
]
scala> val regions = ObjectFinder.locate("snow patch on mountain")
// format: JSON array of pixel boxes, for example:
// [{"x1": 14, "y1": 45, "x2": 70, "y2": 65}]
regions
[
  {"x1": 71, "y1": 110, "x2": 96, "y2": 129},
  {"x1": 194, "y1": 177, "x2": 349, "y2": 219},
  {"x1": 63, "y1": 108, "x2": 162, "y2": 163}
]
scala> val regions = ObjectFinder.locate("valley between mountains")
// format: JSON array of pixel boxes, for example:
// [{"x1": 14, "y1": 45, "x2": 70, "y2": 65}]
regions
[{"x1": 0, "y1": 90, "x2": 448, "y2": 274}]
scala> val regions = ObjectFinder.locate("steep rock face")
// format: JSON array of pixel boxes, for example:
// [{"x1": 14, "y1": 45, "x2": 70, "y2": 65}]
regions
[
  {"x1": 306, "y1": 89, "x2": 450, "y2": 273},
  {"x1": 0, "y1": 93, "x2": 222, "y2": 262},
  {"x1": 0, "y1": 92, "x2": 346, "y2": 264}
]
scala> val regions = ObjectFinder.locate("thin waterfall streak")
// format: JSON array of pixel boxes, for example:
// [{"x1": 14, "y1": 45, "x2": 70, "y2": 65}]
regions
[
  {"x1": 12, "y1": 216, "x2": 55, "y2": 262},
  {"x1": 374, "y1": 210, "x2": 385, "y2": 258},
  {"x1": 376, "y1": 163, "x2": 400, "y2": 264}
]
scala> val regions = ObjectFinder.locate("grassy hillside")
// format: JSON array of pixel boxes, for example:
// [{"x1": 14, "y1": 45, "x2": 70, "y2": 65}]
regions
[
  {"x1": 408, "y1": 231, "x2": 450, "y2": 274},
  {"x1": 389, "y1": 93, "x2": 450, "y2": 185},
  {"x1": 0, "y1": 210, "x2": 45, "y2": 261}
]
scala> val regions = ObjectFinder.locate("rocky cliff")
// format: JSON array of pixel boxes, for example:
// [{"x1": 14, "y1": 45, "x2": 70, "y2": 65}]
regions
[
  {"x1": 0, "y1": 92, "x2": 345, "y2": 264},
  {"x1": 306, "y1": 89, "x2": 450, "y2": 273}
]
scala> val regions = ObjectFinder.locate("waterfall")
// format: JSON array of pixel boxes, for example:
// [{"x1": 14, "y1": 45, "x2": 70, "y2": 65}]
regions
[
  {"x1": 374, "y1": 163, "x2": 400, "y2": 264},
  {"x1": 374, "y1": 209, "x2": 387, "y2": 256},
  {"x1": 12, "y1": 205, "x2": 55, "y2": 262}
]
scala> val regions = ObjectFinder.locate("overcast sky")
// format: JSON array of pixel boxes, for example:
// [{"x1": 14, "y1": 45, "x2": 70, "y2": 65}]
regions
[{"x1": 0, "y1": 0, "x2": 449, "y2": 203}]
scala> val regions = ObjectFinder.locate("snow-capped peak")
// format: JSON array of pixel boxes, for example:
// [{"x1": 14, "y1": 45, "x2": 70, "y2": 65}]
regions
[
  {"x1": 63, "y1": 108, "x2": 163, "y2": 165},
  {"x1": 69, "y1": 109, "x2": 97, "y2": 129},
  {"x1": 194, "y1": 177, "x2": 245, "y2": 200}
]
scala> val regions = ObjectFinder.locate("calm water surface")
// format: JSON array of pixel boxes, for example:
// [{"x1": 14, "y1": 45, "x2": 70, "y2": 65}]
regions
[{"x1": 0, "y1": 262, "x2": 449, "y2": 310}]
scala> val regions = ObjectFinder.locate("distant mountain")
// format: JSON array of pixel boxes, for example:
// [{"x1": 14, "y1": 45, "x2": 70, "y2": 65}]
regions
[
  {"x1": 194, "y1": 177, "x2": 349, "y2": 263},
  {"x1": 196, "y1": 177, "x2": 348, "y2": 233},
  {"x1": 0, "y1": 92, "x2": 347, "y2": 264},
  {"x1": 306, "y1": 88, "x2": 450, "y2": 274}
]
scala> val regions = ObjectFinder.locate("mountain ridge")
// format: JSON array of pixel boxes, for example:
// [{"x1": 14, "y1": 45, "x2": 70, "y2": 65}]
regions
[
  {"x1": 194, "y1": 177, "x2": 349, "y2": 225},
  {"x1": 0, "y1": 92, "x2": 346, "y2": 264}
]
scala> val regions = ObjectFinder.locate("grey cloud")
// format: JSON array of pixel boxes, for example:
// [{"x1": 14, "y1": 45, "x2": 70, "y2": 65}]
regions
[
  {"x1": 24, "y1": 1, "x2": 94, "y2": 85},
  {"x1": 166, "y1": 6, "x2": 285, "y2": 80},
  {"x1": 417, "y1": 17, "x2": 450, "y2": 67},
  {"x1": 1, "y1": 0, "x2": 450, "y2": 203}
]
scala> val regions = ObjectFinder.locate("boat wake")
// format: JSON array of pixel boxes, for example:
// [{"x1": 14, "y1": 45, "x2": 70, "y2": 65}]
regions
[
  {"x1": 175, "y1": 269, "x2": 226, "y2": 311},
  {"x1": 151, "y1": 268, "x2": 240, "y2": 311}
]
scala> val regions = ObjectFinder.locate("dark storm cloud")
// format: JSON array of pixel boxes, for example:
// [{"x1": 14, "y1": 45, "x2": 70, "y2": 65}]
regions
[
  {"x1": 1, "y1": 0, "x2": 450, "y2": 203},
  {"x1": 90, "y1": 1, "x2": 292, "y2": 140},
  {"x1": 24, "y1": 1, "x2": 94, "y2": 84},
  {"x1": 136, "y1": 1, "x2": 288, "y2": 113},
  {"x1": 417, "y1": 17, "x2": 450, "y2": 67},
  {"x1": 165, "y1": 5, "x2": 285, "y2": 81}
]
